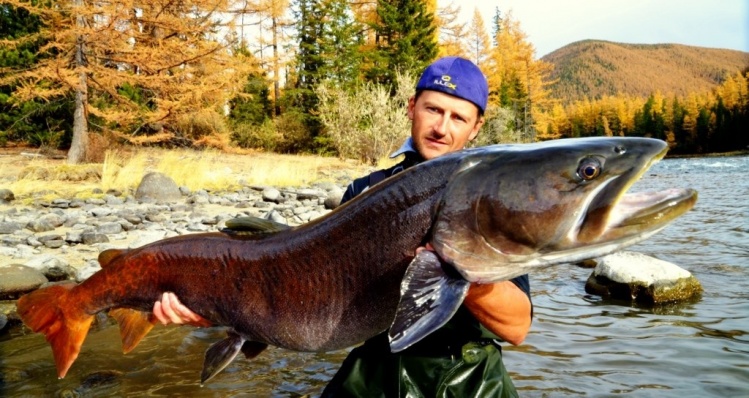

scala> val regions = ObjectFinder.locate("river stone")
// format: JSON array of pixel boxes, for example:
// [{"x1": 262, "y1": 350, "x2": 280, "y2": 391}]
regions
[
  {"x1": 135, "y1": 172, "x2": 182, "y2": 202},
  {"x1": 296, "y1": 188, "x2": 323, "y2": 201},
  {"x1": 324, "y1": 187, "x2": 344, "y2": 209},
  {"x1": 97, "y1": 221, "x2": 123, "y2": 235},
  {"x1": 585, "y1": 251, "x2": 703, "y2": 304},
  {"x1": 0, "y1": 221, "x2": 23, "y2": 234},
  {"x1": 82, "y1": 231, "x2": 109, "y2": 244},
  {"x1": 0, "y1": 264, "x2": 48, "y2": 299},
  {"x1": 262, "y1": 187, "x2": 282, "y2": 203},
  {"x1": 0, "y1": 188, "x2": 15, "y2": 204},
  {"x1": 26, "y1": 213, "x2": 65, "y2": 232}
]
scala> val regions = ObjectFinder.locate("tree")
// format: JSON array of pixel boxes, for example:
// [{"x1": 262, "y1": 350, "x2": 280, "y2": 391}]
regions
[
  {"x1": 490, "y1": 7, "x2": 501, "y2": 47},
  {"x1": 485, "y1": 11, "x2": 552, "y2": 141},
  {"x1": 364, "y1": 0, "x2": 438, "y2": 86},
  {"x1": 466, "y1": 8, "x2": 490, "y2": 68},
  {"x1": 0, "y1": 3, "x2": 74, "y2": 148},
  {"x1": 1, "y1": 0, "x2": 255, "y2": 162},
  {"x1": 434, "y1": 1, "x2": 466, "y2": 58},
  {"x1": 253, "y1": 0, "x2": 293, "y2": 116}
]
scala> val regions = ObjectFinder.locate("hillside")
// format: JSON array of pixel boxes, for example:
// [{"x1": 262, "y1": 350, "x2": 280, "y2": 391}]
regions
[{"x1": 542, "y1": 40, "x2": 749, "y2": 104}]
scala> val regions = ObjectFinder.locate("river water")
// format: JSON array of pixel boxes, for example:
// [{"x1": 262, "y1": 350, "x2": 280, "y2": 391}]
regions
[{"x1": 1, "y1": 156, "x2": 747, "y2": 397}]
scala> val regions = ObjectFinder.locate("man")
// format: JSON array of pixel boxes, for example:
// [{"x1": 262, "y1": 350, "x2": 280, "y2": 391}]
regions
[{"x1": 154, "y1": 57, "x2": 532, "y2": 397}]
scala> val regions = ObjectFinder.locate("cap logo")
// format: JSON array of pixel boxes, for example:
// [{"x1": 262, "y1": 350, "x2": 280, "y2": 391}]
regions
[{"x1": 433, "y1": 74, "x2": 457, "y2": 90}]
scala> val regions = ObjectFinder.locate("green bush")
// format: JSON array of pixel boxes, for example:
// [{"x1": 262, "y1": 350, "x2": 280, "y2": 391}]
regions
[
  {"x1": 471, "y1": 105, "x2": 526, "y2": 147},
  {"x1": 274, "y1": 110, "x2": 315, "y2": 153},
  {"x1": 231, "y1": 119, "x2": 280, "y2": 151},
  {"x1": 316, "y1": 72, "x2": 413, "y2": 164}
]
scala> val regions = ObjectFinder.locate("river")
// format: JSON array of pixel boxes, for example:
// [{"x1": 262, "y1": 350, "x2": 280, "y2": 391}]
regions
[{"x1": 1, "y1": 155, "x2": 747, "y2": 397}]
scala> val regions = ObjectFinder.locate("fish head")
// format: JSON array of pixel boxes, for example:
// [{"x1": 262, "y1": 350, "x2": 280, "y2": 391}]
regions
[{"x1": 431, "y1": 137, "x2": 697, "y2": 283}]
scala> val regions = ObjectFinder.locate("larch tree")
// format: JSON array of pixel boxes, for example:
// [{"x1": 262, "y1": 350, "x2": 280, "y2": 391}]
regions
[
  {"x1": 465, "y1": 7, "x2": 490, "y2": 67},
  {"x1": 1, "y1": 0, "x2": 255, "y2": 163},
  {"x1": 434, "y1": 1, "x2": 466, "y2": 58},
  {"x1": 485, "y1": 11, "x2": 552, "y2": 141}
]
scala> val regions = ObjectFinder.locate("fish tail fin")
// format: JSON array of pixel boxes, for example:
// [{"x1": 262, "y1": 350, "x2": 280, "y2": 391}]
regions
[
  {"x1": 16, "y1": 283, "x2": 94, "y2": 378},
  {"x1": 109, "y1": 308, "x2": 157, "y2": 353}
]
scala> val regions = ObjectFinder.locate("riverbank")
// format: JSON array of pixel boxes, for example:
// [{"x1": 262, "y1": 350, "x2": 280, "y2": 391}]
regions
[{"x1": 0, "y1": 147, "x2": 373, "y2": 335}]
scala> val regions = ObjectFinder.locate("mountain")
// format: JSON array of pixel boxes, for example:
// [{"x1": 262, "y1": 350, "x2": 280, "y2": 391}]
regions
[{"x1": 541, "y1": 40, "x2": 749, "y2": 104}]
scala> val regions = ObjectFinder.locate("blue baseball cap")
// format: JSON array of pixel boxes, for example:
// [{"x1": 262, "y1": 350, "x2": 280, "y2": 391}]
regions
[{"x1": 416, "y1": 57, "x2": 489, "y2": 113}]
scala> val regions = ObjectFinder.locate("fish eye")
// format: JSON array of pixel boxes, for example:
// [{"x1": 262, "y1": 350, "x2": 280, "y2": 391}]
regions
[{"x1": 578, "y1": 158, "x2": 602, "y2": 180}]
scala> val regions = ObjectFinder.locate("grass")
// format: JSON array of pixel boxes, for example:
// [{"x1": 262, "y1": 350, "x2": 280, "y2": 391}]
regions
[{"x1": 2, "y1": 147, "x2": 376, "y2": 201}]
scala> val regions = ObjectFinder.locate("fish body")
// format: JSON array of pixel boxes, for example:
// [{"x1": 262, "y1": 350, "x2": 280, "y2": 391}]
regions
[{"x1": 16, "y1": 137, "x2": 697, "y2": 383}]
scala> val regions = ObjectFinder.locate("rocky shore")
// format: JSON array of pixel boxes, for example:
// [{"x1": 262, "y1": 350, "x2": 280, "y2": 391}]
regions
[{"x1": 0, "y1": 172, "x2": 346, "y2": 332}]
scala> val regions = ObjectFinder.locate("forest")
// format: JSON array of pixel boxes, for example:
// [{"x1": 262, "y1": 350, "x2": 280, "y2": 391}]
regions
[{"x1": 1, "y1": 0, "x2": 747, "y2": 164}]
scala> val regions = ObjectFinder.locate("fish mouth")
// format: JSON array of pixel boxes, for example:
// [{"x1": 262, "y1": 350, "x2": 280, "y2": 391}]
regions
[
  {"x1": 569, "y1": 148, "x2": 697, "y2": 259},
  {"x1": 607, "y1": 188, "x2": 697, "y2": 229}
]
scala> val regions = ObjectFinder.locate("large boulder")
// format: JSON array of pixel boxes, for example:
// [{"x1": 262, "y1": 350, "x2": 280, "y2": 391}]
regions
[
  {"x1": 135, "y1": 172, "x2": 182, "y2": 202},
  {"x1": 0, "y1": 264, "x2": 48, "y2": 300},
  {"x1": 585, "y1": 251, "x2": 702, "y2": 304}
]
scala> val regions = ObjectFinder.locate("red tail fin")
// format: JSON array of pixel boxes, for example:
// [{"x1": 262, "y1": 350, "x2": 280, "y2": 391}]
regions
[{"x1": 16, "y1": 283, "x2": 94, "y2": 378}]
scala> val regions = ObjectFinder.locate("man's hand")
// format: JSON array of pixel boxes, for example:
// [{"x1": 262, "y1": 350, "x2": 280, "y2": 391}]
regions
[{"x1": 153, "y1": 292, "x2": 212, "y2": 327}]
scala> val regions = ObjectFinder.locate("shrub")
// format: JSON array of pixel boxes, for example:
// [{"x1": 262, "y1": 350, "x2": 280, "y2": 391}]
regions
[
  {"x1": 231, "y1": 119, "x2": 281, "y2": 152},
  {"x1": 173, "y1": 109, "x2": 230, "y2": 147},
  {"x1": 471, "y1": 105, "x2": 527, "y2": 147},
  {"x1": 316, "y1": 72, "x2": 413, "y2": 165}
]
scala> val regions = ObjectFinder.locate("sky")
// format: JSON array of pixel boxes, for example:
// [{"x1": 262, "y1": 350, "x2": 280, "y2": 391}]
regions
[{"x1": 453, "y1": 0, "x2": 749, "y2": 58}]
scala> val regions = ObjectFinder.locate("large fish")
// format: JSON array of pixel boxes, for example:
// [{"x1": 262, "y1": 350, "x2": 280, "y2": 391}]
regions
[{"x1": 16, "y1": 137, "x2": 696, "y2": 384}]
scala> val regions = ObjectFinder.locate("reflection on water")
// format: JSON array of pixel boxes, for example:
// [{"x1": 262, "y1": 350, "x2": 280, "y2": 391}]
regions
[{"x1": 2, "y1": 156, "x2": 748, "y2": 397}]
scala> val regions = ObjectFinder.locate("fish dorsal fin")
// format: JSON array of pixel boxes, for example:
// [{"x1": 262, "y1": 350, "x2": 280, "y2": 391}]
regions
[
  {"x1": 98, "y1": 249, "x2": 128, "y2": 268},
  {"x1": 109, "y1": 308, "x2": 157, "y2": 354},
  {"x1": 222, "y1": 216, "x2": 290, "y2": 236},
  {"x1": 388, "y1": 250, "x2": 470, "y2": 352}
]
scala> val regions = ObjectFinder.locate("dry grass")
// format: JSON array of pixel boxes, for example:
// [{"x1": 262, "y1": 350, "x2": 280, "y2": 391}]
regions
[{"x1": 0, "y1": 147, "x2": 376, "y2": 200}]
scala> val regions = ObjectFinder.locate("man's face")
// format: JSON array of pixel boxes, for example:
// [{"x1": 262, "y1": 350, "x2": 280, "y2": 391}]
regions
[{"x1": 408, "y1": 90, "x2": 485, "y2": 160}]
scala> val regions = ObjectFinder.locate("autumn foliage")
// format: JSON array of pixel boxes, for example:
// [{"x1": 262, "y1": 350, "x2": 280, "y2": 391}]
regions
[{"x1": 1, "y1": 2, "x2": 747, "y2": 163}]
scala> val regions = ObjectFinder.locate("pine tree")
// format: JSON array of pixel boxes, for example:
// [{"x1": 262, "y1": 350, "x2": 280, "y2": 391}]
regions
[
  {"x1": 491, "y1": 7, "x2": 501, "y2": 47},
  {"x1": 365, "y1": 0, "x2": 438, "y2": 86},
  {"x1": 0, "y1": 3, "x2": 73, "y2": 147}
]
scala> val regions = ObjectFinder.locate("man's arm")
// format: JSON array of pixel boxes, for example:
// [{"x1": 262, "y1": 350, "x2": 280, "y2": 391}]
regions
[{"x1": 463, "y1": 281, "x2": 532, "y2": 346}]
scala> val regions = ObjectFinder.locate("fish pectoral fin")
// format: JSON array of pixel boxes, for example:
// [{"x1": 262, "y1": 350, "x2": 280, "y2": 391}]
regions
[
  {"x1": 109, "y1": 308, "x2": 157, "y2": 354},
  {"x1": 241, "y1": 341, "x2": 268, "y2": 359},
  {"x1": 201, "y1": 331, "x2": 246, "y2": 386},
  {"x1": 388, "y1": 250, "x2": 470, "y2": 353}
]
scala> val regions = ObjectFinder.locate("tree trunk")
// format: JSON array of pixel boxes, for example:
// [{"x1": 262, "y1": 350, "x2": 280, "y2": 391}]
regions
[
  {"x1": 68, "y1": 6, "x2": 88, "y2": 164},
  {"x1": 272, "y1": 15, "x2": 280, "y2": 116}
]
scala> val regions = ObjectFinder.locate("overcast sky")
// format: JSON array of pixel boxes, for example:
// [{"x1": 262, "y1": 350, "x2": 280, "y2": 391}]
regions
[{"x1": 453, "y1": 0, "x2": 749, "y2": 58}]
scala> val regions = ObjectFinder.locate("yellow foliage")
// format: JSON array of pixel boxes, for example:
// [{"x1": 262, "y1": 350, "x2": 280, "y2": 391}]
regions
[{"x1": 2, "y1": 0, "x2": 259, "y2": 145}]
